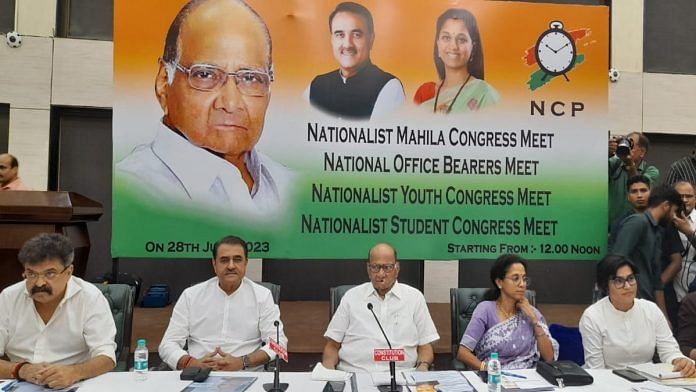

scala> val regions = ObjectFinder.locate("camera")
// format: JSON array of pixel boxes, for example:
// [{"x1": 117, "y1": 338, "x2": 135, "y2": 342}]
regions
[
  {"x1": 677, "y1": 200, "x2": 687, "y2": 218},
  {"x1": 5, "y1": 32, "x2": 22, "y2": 48},
  {"x1": 615, "y1": 136, "x2": 633, "y2": 159},
  {"x1": 608, "y1": 68, "x2": 620, "y2": 83}
]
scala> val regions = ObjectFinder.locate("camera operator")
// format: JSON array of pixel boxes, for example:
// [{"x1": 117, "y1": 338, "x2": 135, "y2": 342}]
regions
[{"x1": 609, "y1": 132, "x2": 659, "y2": 225}]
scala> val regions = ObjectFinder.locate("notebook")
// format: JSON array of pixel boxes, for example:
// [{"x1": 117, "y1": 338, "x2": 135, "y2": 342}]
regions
[
  {"x1": 628, "y1": 363, "x2": 682, "y2": 380},
  {"x1": 501, "y1": 372, "x2": 555, "y2": 391}
]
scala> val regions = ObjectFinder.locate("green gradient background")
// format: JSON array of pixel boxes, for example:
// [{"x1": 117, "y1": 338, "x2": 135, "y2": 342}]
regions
[{"x1": 113, "y1": 166, "x2": 607, "y2": 259}]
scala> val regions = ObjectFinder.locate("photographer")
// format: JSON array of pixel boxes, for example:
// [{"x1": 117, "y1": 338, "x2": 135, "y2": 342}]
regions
[{"x1": 609, "y1": 132, "x2": 659, "y2": 224}]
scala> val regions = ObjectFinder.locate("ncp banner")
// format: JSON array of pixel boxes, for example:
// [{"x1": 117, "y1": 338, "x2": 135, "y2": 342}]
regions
[{"x1": 112, "y1": 0, "x2": 608, "y2": 259}]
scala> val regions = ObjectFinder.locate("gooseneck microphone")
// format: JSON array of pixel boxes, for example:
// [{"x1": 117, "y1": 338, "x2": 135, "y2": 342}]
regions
[
  {"x1": 367, "y1": 303, "x2": 402, "y2": 392},
  {"x1": 263, "y1": 320, "x2": 288, "y2": 392}
]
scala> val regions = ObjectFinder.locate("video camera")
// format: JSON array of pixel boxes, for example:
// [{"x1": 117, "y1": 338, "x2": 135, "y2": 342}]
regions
[{"x1": 614, "y1": 136, "x2": 634, "y2": 159}]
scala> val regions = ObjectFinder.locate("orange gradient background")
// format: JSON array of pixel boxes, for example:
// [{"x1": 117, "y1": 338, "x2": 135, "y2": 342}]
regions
[{"x1": 114, "y1": 0, "x2": 608, "y2": 111}]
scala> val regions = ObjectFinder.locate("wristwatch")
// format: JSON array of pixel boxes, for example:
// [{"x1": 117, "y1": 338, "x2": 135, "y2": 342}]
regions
[{"x1": 242, "y1": 354, "x2": 251, "y2": 370}]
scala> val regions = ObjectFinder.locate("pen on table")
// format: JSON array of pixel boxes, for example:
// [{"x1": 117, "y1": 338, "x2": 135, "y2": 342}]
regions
[
  {"x1": 1, "y1": 380, "x2": 17, "y2": 392},
  {"x1": 502, "y1": 371, "x2": 527, "y2": 379}
]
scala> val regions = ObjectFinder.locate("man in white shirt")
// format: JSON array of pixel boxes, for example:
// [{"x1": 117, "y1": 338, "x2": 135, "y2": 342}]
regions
[
  {"x1": 116, "y1": 0, "x2": 293, "y2": 217},
  {"x1": 667, "y1": 181, "x2": 696, "y2": 301},
  {"x1": 322, "y1": 243, "x2": 439, "y2": 372},
  {"x1": 0, "y1": 234, "x2": 116, "y2": 389},
  {"x1": 158, "y1": 235, "x2": 287, "y2": 371}
]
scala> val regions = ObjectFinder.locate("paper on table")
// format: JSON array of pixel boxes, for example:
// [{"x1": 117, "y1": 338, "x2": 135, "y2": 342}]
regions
[
  {"x1": 371, "y1": 372, "x2": 408, "y2": 386},
  {"x1": 406, "y1": 371, "x2": 473, "y2": 392},
  {"x1": 2, "y1": 382, "x2": 78, "y2": 392},
  {"x1": 630, "y1": 381, "x2": 681, "y2": 392},
  {"x1": 311, "y1": 362, "x2": 352, "y2": 382}
]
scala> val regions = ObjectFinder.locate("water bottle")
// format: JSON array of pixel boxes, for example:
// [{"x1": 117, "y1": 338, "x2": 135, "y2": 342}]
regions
[
  {"x1": 134, "y1": 338, "x2": 148, "y2": 381},
  {"x1": 487, "y1": 352, "x2": 501, "y2": 392}
]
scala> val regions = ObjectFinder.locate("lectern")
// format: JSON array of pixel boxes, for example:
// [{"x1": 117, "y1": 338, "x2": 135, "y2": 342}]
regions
[{"x1": 0, "y1": 191, "x2": 103, "y2": 291}]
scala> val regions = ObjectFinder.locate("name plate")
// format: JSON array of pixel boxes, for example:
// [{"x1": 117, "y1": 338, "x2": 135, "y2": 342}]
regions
[
  {"x1": 374, "y1": 348, "x2": 405, "y2": 362},
  {"x1": 269, "y1": 338, "x2": 288, "y2": 362}
]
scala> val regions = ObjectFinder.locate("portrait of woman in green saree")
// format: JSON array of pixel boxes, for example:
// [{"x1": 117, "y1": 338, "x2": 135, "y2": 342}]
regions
[{"x1": 414, "y1": 8, "x2": 500, "y2": 114}]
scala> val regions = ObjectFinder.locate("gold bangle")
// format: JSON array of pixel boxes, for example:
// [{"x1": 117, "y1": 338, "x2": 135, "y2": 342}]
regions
[{"x1": 480, "y1": 361, "x2": 486, "y2": 371}]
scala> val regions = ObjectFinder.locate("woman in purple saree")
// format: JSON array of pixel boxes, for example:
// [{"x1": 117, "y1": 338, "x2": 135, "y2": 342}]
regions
[{"x1": 456, "y1": 254, "x2": 559, "y2": 370}]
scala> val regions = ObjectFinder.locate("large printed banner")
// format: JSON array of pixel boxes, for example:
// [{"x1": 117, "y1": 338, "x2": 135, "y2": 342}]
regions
[{"x1": 113, "y1": 0, "x2": 608, "y2": 259}]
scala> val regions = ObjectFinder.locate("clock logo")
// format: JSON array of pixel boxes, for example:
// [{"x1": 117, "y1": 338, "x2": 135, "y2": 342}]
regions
[{"x1": 535, "y1": 21, "x2": 576, "y2": 81}]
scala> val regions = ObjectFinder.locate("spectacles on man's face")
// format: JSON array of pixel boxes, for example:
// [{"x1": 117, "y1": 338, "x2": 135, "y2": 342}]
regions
[
  {"x1": 172, "y1": 61, "x2": 273, "y2": 96},
  {"x1": 504, "y1": 275, "x2": 531, "y2": 287},
  {"x1": 680, "y1": 193, "x2": 695, "y2": 201},
  {"x1": 23, "y1": 265, "x2": 70, "y2": 281},
  {"x1": 368, "y1": 263, "x2": 397, "y2": 273},
  {"x1": 611, "y1": 274, "x2": 637, "y2": 289}
]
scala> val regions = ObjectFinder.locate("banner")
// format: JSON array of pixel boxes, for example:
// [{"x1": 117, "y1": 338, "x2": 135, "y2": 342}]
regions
[{"x1": 112, "y1": 0, "x2": 608, "y2": 259}]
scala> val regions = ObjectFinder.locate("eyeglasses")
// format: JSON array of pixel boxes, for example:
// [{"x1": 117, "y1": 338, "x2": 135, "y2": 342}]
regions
[
  {"x1": 23, "y1": 266, "x2": 70, "y2": 281},
  {"x1": 172, "y1": 61, "x2": 273, "y2": 96},
  {"x1": 368, "y1": 263, "x2": 397, "y2": 273},
  {"x1": 680, "y1": 194, "x2": 695, "y2": 200},
  {"x1": 611, "y1": 274, "x2": 637, "y2": 288},
  {"x1": 504, "y1": 275, "x2": 531, "y2": 287}
]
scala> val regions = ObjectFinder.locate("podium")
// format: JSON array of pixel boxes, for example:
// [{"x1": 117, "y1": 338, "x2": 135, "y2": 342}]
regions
[{"x1": 0, "y1": 191, "x2": 103, "y2": 291}]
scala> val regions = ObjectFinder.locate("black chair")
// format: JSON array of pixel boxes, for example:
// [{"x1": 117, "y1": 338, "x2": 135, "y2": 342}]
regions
[
  {"x1": 329, "y1": 285, "x2": 356, "y2": 319},
  {"x1": 254, "y1": 282, "x2": 281, "y2": 371},
  {"x1": 255, "y1": 281, "x2": 281, "y2": 304},
  {"x1": 549, "y1": 324, "x2": 585, "y2": 366},
  {"x1": 449, "y1": 288, "x2": 536, "y2": 369},
  {"x1": 93, "y1": 283, "x2": 135, "y2": 372}
]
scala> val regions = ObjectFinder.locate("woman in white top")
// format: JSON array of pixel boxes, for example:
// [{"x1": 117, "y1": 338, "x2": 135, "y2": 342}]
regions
[{"x1": 580, "y1": 255, "x2": 696, "y2": 375}]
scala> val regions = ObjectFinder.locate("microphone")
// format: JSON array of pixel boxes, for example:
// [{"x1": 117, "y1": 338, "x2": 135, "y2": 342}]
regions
[
  {"x1": 367, "y1": 303, "x2": 402, "y2": 392},
  {"x1": 367, "y1": 303, "x2": 392, "y2": 349},
  {"x1": 263, "y1": 320, "x2": 288, "y2": 392}
]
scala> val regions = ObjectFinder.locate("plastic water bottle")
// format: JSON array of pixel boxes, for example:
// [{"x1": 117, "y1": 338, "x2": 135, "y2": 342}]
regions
[
  {"x1": 487, "y1": 352, "x2": 501, "y2": 392},
  {"x1": 134, "y1": 338, "x2": 148, "y2": 381}
]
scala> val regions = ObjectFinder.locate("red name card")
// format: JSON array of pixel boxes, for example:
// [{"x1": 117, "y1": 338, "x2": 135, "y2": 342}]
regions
[
  {"x1": 373, "y1": 349, "x2": 405, "y2": 362},
  {"x1": 269, "y1": 338, "x2": 288, "y2": 363}
]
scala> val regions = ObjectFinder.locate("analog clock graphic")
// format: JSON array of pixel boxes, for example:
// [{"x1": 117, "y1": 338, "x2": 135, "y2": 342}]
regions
[{"x1": 535, "y1": 21, "x2": 576, "y2": 81}]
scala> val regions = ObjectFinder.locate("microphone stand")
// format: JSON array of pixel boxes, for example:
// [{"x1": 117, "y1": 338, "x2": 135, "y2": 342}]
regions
[
  {"x1": 263, "y1": 321, "x2": 288, "y2": 392},
  {"x1": 368, "y1": 303, "x2": 402, "y2": 392}
]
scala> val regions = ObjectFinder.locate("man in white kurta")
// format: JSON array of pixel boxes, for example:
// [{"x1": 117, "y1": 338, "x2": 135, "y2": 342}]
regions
[
  {"x1": 322, "y1": 243, "x2": 439, "y2": 372},
  {"x1": 158, "y1": 236, "x2": 287, "y2": 371},
  {"x1": 0, "y1": 234, "x2": 116, "y2": 389}
]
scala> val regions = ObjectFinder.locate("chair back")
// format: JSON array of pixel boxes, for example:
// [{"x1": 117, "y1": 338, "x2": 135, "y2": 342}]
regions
[
  {"x1": 93, "y1": 283, "x2": 135, "y2": 371},
  {"x1": 254, "y1": 281, "x2": 281, "y2": 304},
  {"x1": 549, "y1": 324, "x2": 585, "y2": 366},
  {"x1": 449, "y1": 287, "x2": 536, "y2": 369},
  {"x1": 329, "y1": 285, "x2": 356, "y2": 319}
]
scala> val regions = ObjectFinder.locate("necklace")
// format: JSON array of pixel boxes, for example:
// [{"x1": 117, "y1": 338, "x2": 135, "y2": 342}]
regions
[
  {"x1": 496, "y1": 300, "x2": 516, "y2": 319},
  {"x1": 433, "y1": 73, "x2": 472, "y2": 114}
]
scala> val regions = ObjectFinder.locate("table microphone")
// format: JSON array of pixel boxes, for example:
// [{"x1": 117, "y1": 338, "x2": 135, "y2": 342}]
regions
[
  {"x1": 367, "y1": 303, "x2": 402, "y2": 392},
  {"x1": 263, "y1": 320, "x2": 289, "y2": 392}
]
